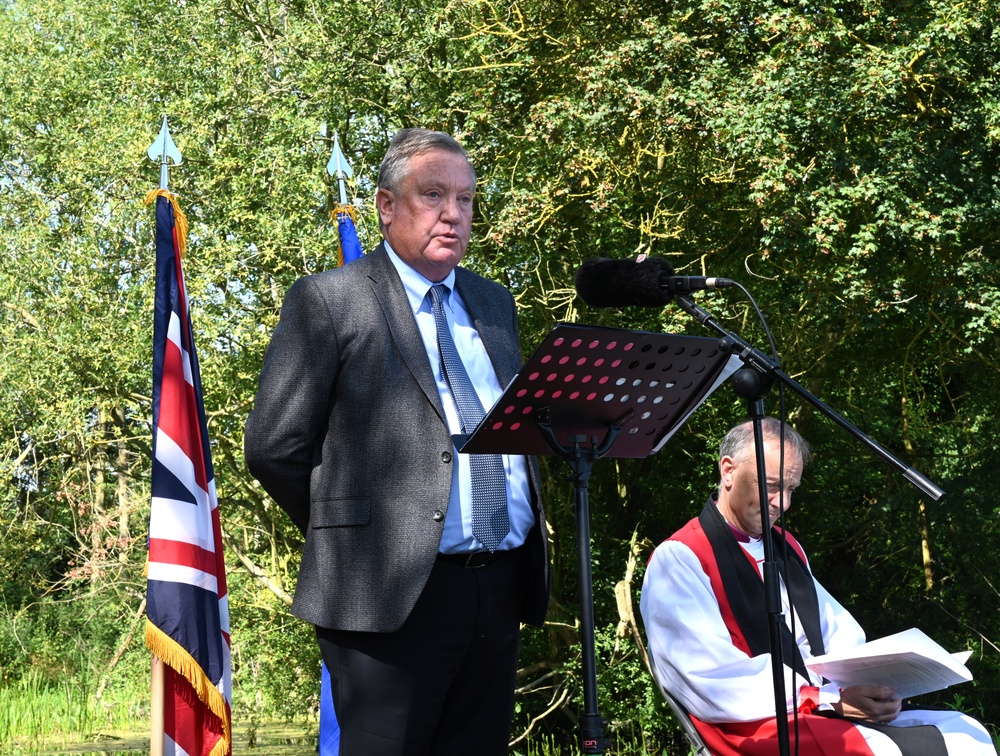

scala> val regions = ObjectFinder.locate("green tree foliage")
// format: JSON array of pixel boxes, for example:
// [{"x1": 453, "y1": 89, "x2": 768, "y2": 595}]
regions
[{"x1": 2, "y1": 0, "x2": 999, "y2": 748}]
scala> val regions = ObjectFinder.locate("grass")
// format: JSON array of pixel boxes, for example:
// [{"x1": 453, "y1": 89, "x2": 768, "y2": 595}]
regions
[
  {"x1": 0, "y1": 668, "x2": 148, "y2": 751},
  {"x1": 0, "y1": 666, "x2": 681, "y2": 755}
]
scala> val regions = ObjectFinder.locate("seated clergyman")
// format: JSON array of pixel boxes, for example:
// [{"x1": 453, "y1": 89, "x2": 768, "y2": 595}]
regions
[{"x1": 640, "y1": 417, "x2": 997, "y2": 756}]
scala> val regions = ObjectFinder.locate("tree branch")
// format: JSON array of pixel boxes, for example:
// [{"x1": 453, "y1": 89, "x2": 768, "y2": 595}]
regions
[{"x1": 222, "y1": 527, "x2": 293, "y2": 606}]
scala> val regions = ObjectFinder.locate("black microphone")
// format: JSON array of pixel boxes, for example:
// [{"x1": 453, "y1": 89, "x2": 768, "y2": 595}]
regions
[
  {"x1": 574, "y1": 257, "x2": 676, "y2": 308},
  {"x1": 574, "y1": 257, "x2": 736, "y2": 308}
]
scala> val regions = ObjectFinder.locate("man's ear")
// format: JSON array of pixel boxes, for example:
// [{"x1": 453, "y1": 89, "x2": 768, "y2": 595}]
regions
[
  {"x1": 375, "y1": 188, "x2": 394, "y2": 228},
  {"x1": 719, "y1": 456, "x2": 737, "y2": 489}
]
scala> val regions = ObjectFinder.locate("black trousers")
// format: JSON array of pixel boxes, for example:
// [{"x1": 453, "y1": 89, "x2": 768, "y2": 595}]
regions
[{"x1": 316, "y1": 547, "x2": 526, "y2": 756}]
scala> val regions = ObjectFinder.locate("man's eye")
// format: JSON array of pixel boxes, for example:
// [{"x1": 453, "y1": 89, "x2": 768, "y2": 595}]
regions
[{"x1": 766, "y1": 482, "x2": 794, "y2": 494}]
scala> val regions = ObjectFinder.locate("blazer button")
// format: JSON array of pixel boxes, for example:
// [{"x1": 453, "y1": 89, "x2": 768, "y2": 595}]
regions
[
  {"x1": 433, "y1": 510, "x2": 445, "y2": 522},
  {"x1": 441, "y1": 451, "x2": 453, "y2": 463}
]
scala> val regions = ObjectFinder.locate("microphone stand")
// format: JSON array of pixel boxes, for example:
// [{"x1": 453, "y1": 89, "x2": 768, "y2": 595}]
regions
[{"x1": 674, "y1": 295, "x2": 945, "y2": 756}]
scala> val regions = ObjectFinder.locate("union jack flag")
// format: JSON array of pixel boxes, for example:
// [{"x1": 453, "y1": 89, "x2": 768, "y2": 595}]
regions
[{"x1": 145, "y1": 189, "x2": 232, "y2": 756}]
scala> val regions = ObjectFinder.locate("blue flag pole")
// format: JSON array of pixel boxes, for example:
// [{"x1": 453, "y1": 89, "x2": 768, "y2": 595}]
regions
[
  {"x1": 318, "y1": 129, "x2": 365, "y2": 755},
  {"x1": 320, "y1": 662, "x2": 341, "y2": 755}
]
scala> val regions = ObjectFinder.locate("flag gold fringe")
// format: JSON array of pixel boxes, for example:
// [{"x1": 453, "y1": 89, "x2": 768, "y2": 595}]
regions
[
  {"x1": 146, "y1": 620, "x2": 231, "y2": 756},
  {"x1": 331, "y1": 203, "x2": 357, "y2": 223},
  {"x1": 145, "y1": 189, "x2": 189, "y2": 260}
]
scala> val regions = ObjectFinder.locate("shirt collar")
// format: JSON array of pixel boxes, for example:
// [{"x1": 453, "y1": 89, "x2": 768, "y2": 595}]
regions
[
  {"x1": 384, "y1": 240, "x2": 457, "y2": 313},
  {"x1": 728, "y1": 523, "x2": 753, "y2": 543},
  {"x1": 712, "y1": 493, "x2": 755, "y2": 543}
]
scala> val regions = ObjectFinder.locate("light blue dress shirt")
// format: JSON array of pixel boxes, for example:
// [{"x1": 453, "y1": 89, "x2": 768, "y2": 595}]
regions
[{"x1": 385, "y1": 243, "x2": 535, "y2": 554}]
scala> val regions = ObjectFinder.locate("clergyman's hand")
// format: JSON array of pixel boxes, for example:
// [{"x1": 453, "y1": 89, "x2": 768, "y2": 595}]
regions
[{"x1": 834, "y1": 685, "x2": 902, "y2": 723}]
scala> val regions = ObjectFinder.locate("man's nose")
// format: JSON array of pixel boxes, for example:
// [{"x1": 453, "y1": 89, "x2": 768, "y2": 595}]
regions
[{"x1": 440, "y1": 195, "x2": 460, "y2": 222}]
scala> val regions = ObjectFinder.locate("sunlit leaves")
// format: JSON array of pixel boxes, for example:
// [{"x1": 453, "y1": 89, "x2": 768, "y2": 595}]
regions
[{"x1": 3, "y1": 0, "x2": 1000, "y2": 743}]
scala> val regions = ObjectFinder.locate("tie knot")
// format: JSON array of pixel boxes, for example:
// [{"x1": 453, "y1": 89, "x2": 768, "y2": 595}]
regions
[{"x1": 430, "y1": 283, "x2": 448, "y2": 307}]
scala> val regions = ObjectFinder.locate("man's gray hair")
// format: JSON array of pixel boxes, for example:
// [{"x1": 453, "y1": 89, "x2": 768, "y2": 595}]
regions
[
  {"x1": 377, "y1": 128, "x2": 476, "y2": 195},
  {"x1": 719, "y1": 417, "x2": 812, "y2": 467}
]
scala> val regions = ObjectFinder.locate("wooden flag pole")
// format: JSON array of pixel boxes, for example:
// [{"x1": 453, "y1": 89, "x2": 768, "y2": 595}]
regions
[{"x1": 150, "y1": 655, "x2": 165, "y2": 756}]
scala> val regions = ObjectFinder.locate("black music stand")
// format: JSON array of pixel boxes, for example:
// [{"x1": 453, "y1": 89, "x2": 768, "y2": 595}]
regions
[{"x1": 456, "y1": 323, "x2": 739, "y2": 754}]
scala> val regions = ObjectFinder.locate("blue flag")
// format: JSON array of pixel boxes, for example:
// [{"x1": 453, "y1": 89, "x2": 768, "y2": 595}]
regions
[
  {"x1": 336, "y1": 205, "x2": 363, "y2": 266},
  {"x1": 320, "y1": 662, "x2": 341, "y2": 754},
  {"x1": 319, "y1": 202, "x2": 364, "y2": 756}
]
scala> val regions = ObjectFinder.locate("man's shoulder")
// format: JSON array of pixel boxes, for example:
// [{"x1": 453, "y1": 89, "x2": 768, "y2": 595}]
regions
[
  {"x1": 322, "y1": 245, "x2": 385, "y2": 280},
  {"x1": 453, "y1": 265, "x2": 516, "y2": 321},
  {"x1": 645, "y1": 517, "x2": 704, "y2": 568},
  {"x1": 454, "y1": 264, "x2": 511, "y2": 293},
  {"x1": 667, "y1": 516, "x2": 705, "y2": 545},
  {"x1": 288, "y1": 246, "x2": 386, "y2": 293}
]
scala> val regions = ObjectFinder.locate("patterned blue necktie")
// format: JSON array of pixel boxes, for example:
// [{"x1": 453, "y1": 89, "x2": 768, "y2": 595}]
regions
[{"x1": 430, "y1": 284, "x2": 510, "y2": 552}]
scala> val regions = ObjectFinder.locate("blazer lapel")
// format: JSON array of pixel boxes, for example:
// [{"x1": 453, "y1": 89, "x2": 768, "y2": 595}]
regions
[
  {"x1": 366, "y1": 245, "x2": 447, "y2": 422},
  {"x1": 456, "y1": 270, "x2": 522, "y2": 387}
]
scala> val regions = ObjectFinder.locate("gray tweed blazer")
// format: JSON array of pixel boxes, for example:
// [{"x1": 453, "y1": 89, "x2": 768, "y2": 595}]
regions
[{"x1": 244, "y1": 244, "x2": 550, "y2": 633}]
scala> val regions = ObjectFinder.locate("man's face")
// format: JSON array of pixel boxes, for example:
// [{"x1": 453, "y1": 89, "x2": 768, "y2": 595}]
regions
[
  {"x1": 376, "y1": 149, "x2": 475, "y2": 283},
  {"x1": 718, "y1": 438, "x2": 803, "y2": 538}
]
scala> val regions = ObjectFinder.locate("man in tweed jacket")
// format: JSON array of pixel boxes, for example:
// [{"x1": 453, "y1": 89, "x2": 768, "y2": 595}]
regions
[{"x1": 245, "y1": 128, "x2": 550, "y2": 755}]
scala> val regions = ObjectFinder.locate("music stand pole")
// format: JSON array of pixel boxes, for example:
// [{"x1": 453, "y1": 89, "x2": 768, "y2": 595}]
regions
[
  {"x1": 737, "y1": 387, "x2": 792, "y2": 756},
  {"x1": 455, "y1": 323, "x2": 736, "y2": 755},
  {"x1": 537, "y1": 421, "x2": 625, "y2": 755}
]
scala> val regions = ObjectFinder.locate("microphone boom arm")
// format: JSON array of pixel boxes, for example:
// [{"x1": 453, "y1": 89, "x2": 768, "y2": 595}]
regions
[{"x1": 675, "y1": 296, "x2": 945, "y2": 501}]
